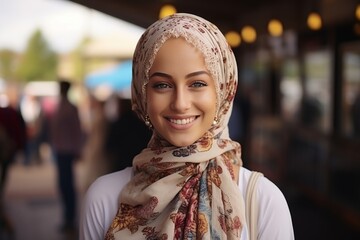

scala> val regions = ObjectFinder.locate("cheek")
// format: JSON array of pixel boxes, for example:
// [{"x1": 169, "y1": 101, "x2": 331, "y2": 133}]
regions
[
  {"x1": 146, "y1": 93, "x2": 155, "y2": 114},
  {"x1": 146, "y1": 92, "x2": 165, "y2": 116},
  {"x1": 199, "y1": 90, "x2": 217, "y2": 115}
]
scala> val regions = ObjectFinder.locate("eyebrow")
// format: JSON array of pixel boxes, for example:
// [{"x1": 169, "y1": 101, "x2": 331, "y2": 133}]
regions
[{"x1": 149, "y1": 71, "x2": 210, "y2": 80}]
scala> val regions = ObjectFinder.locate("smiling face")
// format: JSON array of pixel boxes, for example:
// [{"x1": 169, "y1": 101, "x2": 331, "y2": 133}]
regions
[{"x1": 146, "y1": 38, "x2": 217, "y2": 147}]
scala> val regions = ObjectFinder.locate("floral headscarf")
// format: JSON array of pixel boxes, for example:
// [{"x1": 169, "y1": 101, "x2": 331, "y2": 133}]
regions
[{"x1": 105, "y1": 13, "x2": 244, "y2": 240}]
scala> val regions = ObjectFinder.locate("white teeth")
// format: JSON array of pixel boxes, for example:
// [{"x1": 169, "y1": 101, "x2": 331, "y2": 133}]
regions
[{"x1": 169, "y1": 117, "x2": 195, "y2": 125}]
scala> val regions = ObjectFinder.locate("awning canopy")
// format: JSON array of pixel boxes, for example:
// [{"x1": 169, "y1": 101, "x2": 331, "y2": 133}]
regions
[
  {"x1": 85, "y1": 59, "x2": 132, "y2": 99},
  {"x1": 83, "y1": 35, "x2": 140, "y2": 59}
]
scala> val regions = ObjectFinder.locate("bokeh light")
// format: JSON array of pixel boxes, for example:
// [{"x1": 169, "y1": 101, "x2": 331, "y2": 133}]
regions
[
  {"x1": 159, "y1": 4, "x2": 177, "y2": 19},
  {"x1": 225, "y1": 31, "x2": 241, "y2": 47},
  {"x1": 241, "y1": 25, "x2": 257, "y2": 43},
  {"x1": 268, "y1": 19, "x2": 283, "y2": 37}
]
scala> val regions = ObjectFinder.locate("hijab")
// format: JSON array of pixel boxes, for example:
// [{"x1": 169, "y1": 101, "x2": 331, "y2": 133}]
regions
[{"x1": 105, "y1": 13, "x2": 244, "y2": 240}]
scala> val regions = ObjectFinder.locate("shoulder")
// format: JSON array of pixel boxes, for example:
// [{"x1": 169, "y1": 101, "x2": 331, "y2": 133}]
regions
[
  {"x1": 239, "y1": 167, "x2": 289, "y2": 208},
  {"x1": 80, "y1": 168, "x2": 133, "y2": 240},
  {"x1": 239, "y1": 167, "x2": 294, "y2": 240},
  {"x1": 240, "y1": 167, "x2": 286, "y2": 204},
  {"x1": 87, "y1": 167, "x2": 132, "y2": 196}
]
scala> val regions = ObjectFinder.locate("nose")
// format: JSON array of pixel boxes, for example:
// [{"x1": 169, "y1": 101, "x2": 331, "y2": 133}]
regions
[{"x1": 170, "y1": 87, "x2": 191, "y2": 112}]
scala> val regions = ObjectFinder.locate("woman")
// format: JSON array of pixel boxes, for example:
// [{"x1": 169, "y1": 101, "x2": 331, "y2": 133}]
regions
[{"x1": 80, "y1": 13, "x2": 294, "y2": 240}]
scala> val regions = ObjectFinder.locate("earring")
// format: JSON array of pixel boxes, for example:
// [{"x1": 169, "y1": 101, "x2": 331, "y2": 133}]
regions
[
  {"x1": 145, "y1": 115, "x2": 153, "y2": 128},
  {"x1": 212, "y1": 117, "x2": 219, "y2": 126}
]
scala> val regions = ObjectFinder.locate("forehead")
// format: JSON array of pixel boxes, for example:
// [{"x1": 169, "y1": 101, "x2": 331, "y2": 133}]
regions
[
  {"x1": 158, "y1": 37, "x2": 196, "y2": 52},
  {"x1": 150, "y1": 38, "x2": 206, "y2": 70}
]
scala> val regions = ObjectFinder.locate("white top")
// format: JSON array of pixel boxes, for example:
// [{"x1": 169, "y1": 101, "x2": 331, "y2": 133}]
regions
[{"x1": 80, "y1": 167, "x2": 294, "y2": 240}]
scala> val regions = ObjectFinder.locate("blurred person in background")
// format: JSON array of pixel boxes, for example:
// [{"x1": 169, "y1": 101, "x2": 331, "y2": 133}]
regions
[
  {"x1": 50, "y1": 79, "x2": 83, "y2": 234},
  {"x1": 105, "y1": 97, "x2": 152, "y2": 172},
  {"x1": 21, "y1": 94, "x2": 43, "y2": 166},
  {"x1": 0, "y1": 84, "x2": 27, "y2": 238},
  {"x1": 81, "y1": 94, "x2": 109, "y2": 191},
  {"x1": 4, "y1": 84, "x2": 27, "y2": 151},
  {"x1": 82, "y1": 95, "x2": 151, "y2": 192},
  {"x1": 0, "y1": 84, "x2": 27, "y2": 196}
]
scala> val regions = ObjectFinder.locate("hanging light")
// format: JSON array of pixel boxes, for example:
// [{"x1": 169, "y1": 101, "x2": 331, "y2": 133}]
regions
[
  {"x1": 241, "y1": 25, "x2": 257, "y2": 43},
  {"x1": 225, "y1": 31, "x2": 241, "y2": 47},
  {"x1": 268, "y1": 19, "x2": 283, "y2": 37},
  {"x1": 159, "y1": 4, "x2": 177, "y2": 19},
  {"x1": 307, "y1": 12, "x2": 322, "y2": 30}
]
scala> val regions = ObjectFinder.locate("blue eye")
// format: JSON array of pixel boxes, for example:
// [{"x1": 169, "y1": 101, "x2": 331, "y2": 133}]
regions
[
  {"x1": 191, "y1": 81, "x2": 207, "y2": 88},
  {"x1": 152, "y1": 83, "x2": 171, "y2": 89}
]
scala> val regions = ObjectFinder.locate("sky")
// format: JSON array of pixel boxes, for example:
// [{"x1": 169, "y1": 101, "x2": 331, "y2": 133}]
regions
[{"x1": 0, "y1": 0, "x2": 145, "y2": 53}]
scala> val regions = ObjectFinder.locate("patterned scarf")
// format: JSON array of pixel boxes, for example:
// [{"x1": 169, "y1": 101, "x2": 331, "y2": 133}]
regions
[{"x1": 105, "y1": 13, "x2": 245, "y2": 240}]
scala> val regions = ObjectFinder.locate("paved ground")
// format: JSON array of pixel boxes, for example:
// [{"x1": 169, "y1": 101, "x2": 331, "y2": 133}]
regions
[{"x1": 1, "y1": 157, "x2": 86, "y2": 240}]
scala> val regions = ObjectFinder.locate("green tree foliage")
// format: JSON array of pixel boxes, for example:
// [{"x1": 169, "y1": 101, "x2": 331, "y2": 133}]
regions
[
  {"x1": 0, "y1": 49, "x2": 17, "y2": 80},
  {"x1": 16, "y1": 29, "x2": 58, "y2": 82},
  {"x1": 71, "y1": 36, "x2": 90, "y2": 82}
]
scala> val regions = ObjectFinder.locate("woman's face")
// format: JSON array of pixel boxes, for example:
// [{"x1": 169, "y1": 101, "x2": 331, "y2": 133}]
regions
[{"x1": 147, "y1": 38, "x2": 217, "y2": 147}]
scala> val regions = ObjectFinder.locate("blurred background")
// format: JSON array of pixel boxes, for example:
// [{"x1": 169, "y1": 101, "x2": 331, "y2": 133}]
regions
[{"x1": 0, "y1": 0, "x2": 359, "y2": 239}]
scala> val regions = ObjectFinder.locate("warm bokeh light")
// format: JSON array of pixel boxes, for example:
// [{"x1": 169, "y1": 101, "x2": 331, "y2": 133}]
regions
[
  {"x1": 307, "y1": 12, "x2": 322, "y2": 30},
  {"x1": 356, "y1": 4, "x2": 360, "y2": 20},
  {"x1": 225, "y1": 31, "x2": 241, "y2": 47},
  {"x1": 241, "y1": 25, "x2": 257, "y2": 43},
  {"x1": 268, "y1": 19, "x2": 283, "y2": 37},
  {"x1": 159, "y1": 4, "x2": 177, "y2": 19}
]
